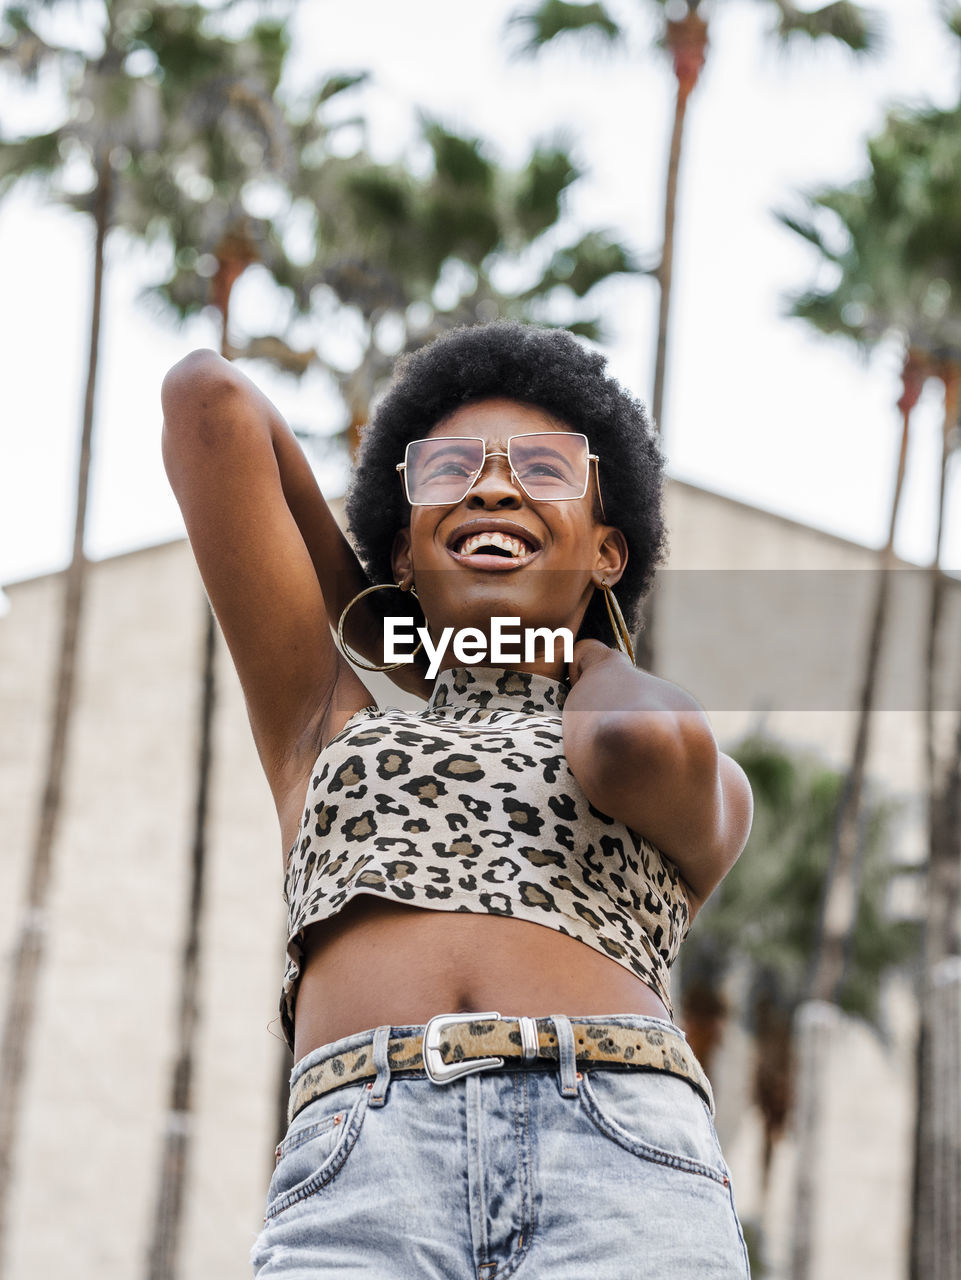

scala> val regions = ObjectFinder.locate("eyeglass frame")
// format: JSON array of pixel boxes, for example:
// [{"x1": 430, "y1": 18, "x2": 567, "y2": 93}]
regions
[{"x1": 395, "y1": 432, "x2": 607, "y2": 520}]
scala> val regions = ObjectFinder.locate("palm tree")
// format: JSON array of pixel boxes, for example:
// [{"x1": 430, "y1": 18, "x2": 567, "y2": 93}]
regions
[
  {"x1": 777, "y1": 201, "x2": 932, "y2": 1009},
  {"x1": 505, "y1": 0, "x2": 881, "y2": 436},
  {"x1": 779, "y1": 98, "x2": 961, "y2": 1279}
]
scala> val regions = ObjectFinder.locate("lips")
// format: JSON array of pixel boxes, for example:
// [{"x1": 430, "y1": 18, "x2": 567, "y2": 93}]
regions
[{"x1": 445, "y1": 520, "x2": 542, "y2": 569}]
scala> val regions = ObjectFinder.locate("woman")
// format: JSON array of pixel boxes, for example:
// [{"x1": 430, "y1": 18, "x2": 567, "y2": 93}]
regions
[{"x1": 162, "y1": 322, "x2": 753, "y2": 1278}]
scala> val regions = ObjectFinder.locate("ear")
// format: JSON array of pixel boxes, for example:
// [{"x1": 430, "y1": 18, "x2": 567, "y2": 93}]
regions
[
  {"x1": 391, "y1": 527, "x2": 414, "y2": 589},
  {"x1": 592, "y1": 525, "x2": 628, "y2": 588}
]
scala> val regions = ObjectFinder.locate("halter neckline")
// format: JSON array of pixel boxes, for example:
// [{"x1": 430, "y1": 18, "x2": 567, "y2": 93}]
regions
[{"x1": 428, "y1": 665, "x2": 569, "y2": 716}]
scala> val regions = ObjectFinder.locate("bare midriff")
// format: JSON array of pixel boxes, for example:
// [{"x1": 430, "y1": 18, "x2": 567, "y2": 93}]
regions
[{"x1": 293, "y1": 894, "x2": 673, "y2": 1062}]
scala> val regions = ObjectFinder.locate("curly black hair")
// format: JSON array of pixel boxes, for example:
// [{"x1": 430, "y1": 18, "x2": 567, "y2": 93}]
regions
[{"x1": 345, "y1": 321, "x2": 667, "y2": 644}]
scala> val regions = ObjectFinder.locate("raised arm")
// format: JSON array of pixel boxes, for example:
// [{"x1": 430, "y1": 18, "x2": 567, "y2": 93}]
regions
[
  {"x1": 562, "y1": 639, "x2": 753, "y2": 917},
  {"x1": 161, "y1": 349, "x2": 378, "y2": 840}
]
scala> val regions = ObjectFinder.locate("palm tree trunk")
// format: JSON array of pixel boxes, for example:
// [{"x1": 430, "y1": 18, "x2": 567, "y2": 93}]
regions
[
  {"x1": 923, "y1": 365, "x2": 958, "y2": 788},
  {"x1": 752, "y1": 991, "x2": 794, "y2": 1194},
  {"x1": 789, "y1": 356, "x2": 921, "y2": 1280},
  {"x1": 650, "y1": 81, "x2": 689, "y2": 439},
  {"x1": 636, "y1": 72, "x2": 690, "y2": 678},
  {"x1": 788, "y1": 999, "x2": 840, "y2": 1280},
  {"x1": 911, "y1": 1015, "x2": 934, "y2": 1280},
  {"x1": 910, "y1": 363, "x2": 961, "y2": 1280},
  {"x1": 808, "y1": 358, "x2": 918, "y2": 1002},
  {"x1": 650, "y1": 13, "x2": 707, "y2": 436},
  {"x1": 680, "y1": 975, "x2": 728, "y2": 1078},
  {"x1": 0, "y1": 154, "x2": 111, "y2": 1273},
  {"x1": 145, "y1": 263, "x2": 245, "y2": 1280},
  {"x1": 639, "y1": 14, "x2": 707, "y2": 678},
  {"x1": 924, "y1": 957, "x2": 961, "y2": 1280},
  {"x1": 924, "y1": 365, "x2": 960, "y2": 966},
  {"x1": 912, "y1": 912, "x2": 961, "y2": 1280},
  {"x1": 145, "y1": 610, "x2": 217, "y2": 1280}
]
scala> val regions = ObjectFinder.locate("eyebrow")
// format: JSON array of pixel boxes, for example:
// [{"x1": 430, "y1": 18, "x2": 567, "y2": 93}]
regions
[
  {"x1": 420, "y1": 439, "x2": 484, "y2": 459},
  {"x1": 509, "y1": 440, "x2": 577, "y2": 465}
]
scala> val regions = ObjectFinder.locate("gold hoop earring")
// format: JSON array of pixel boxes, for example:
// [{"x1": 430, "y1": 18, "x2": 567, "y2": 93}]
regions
[
  {"x1": 336, "y1": 582, "x2": 425, "y2": 672},
  {"x1": 599, "y1": 580, "x2": 635, "y2": 664}
]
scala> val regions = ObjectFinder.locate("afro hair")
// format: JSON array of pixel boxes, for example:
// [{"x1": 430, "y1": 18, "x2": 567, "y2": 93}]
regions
[{"x1": 345, "y1": 321, "x2": 668, "y2": 644}]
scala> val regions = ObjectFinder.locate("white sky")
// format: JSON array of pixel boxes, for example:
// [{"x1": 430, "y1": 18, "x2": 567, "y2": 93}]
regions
[{"x1": 1, "y1": 0, "x2": 960, "y2": 594}]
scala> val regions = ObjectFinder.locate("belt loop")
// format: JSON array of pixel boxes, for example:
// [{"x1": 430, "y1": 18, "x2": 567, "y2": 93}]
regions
[
  {"x1": 551, "y1": 1014, "x2": 579, "y2": 1097},
  {"x1": 518, "y1": 1015, "x2": 539, "y2": 1062},
  {"x1": 368, "y1": 1024, "x2": 392, "y2": 1108}
]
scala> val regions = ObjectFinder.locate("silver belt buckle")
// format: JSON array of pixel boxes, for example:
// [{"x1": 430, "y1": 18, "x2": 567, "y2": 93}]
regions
[{"x1": 423, "y1": 1011, "x2": 505, "y2": 1084}]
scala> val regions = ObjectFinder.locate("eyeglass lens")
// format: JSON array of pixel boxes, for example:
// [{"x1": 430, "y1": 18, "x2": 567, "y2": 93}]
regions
[{"x1": 404, "y1": 433, "x2": 590, "y2": 505}]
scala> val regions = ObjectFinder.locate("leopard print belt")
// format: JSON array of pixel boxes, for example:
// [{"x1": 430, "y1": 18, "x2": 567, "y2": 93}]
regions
[{"x1": 288, "y1": 1015, "x2": 713, "y2": 1124}]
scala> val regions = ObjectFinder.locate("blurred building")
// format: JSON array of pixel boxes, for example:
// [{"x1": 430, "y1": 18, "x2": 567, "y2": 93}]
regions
[{"x1": 1, "y1": 480, "x2": 959, "y2": 1279}]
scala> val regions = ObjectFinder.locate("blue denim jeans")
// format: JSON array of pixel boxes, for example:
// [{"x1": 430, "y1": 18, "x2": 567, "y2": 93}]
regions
[{"x1": 251, "y1": 1014, "x2": 750, "y2": 1278}]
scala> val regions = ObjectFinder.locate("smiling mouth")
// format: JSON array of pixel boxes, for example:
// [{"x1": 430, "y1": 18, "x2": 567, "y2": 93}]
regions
[{"x1": 453, "y1": 531, "x2": 536, "y2": 559}]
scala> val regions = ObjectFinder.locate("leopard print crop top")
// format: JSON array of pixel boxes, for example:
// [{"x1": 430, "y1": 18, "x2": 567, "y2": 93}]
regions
[{"x1": 280, "y1": 665, "x2": 693, "y2": 1050}]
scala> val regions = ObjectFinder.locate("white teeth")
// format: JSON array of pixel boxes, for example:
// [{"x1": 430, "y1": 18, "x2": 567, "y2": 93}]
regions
[{"x1": 458, "y1": 531, "x2": 532, "y2": 558}]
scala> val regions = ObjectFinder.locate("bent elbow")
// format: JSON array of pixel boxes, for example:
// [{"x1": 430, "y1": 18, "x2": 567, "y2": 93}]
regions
[
  {"x1": 583, "y1": 711, "x2": 707, "y2": 821},
  {"x1": 595, "y1": 708, "x2": 717, "y2": 782},
  {"x1": 161, "y1": 349, "x2": 236, "y2": 432},
  {"x1": 161, "y1": 350, "x2": 257, "y2": 480}
]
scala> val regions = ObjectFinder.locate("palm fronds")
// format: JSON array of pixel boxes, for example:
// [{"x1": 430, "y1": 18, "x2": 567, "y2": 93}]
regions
[
  {"x1": 766, "y1": 0, "x2": 883, "y2": 54},
  {"x1": 505, "y1": 0, "x2": 624, "y2": 58}
]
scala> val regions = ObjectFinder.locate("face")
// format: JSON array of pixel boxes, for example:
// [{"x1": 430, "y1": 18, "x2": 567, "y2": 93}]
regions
[{"x1": 391, "y1": 398, "x2": 627, "y2": 677}]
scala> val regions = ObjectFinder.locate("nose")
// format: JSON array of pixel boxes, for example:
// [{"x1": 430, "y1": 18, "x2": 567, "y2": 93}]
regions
[{"x1": 465, "y1": 452, "x2": 523, "y2": 508}]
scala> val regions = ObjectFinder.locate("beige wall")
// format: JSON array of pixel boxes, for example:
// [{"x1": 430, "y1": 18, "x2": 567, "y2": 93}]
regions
[
  {"x1": 1, "y1": 480, "x2": 958, "y2": 1278},
  {"x1": 1, "y1": 541, "x2": 281, "y2": 1279}
]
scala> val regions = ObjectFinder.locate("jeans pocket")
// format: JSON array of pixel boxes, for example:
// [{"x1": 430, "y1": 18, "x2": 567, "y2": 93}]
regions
[
  {"x1": 265, "y1": 1083, "x2": 369, "y2": 1220},
  {"x1": 578, "y1": 1069, "x2": 730, "y2": 1184}
]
